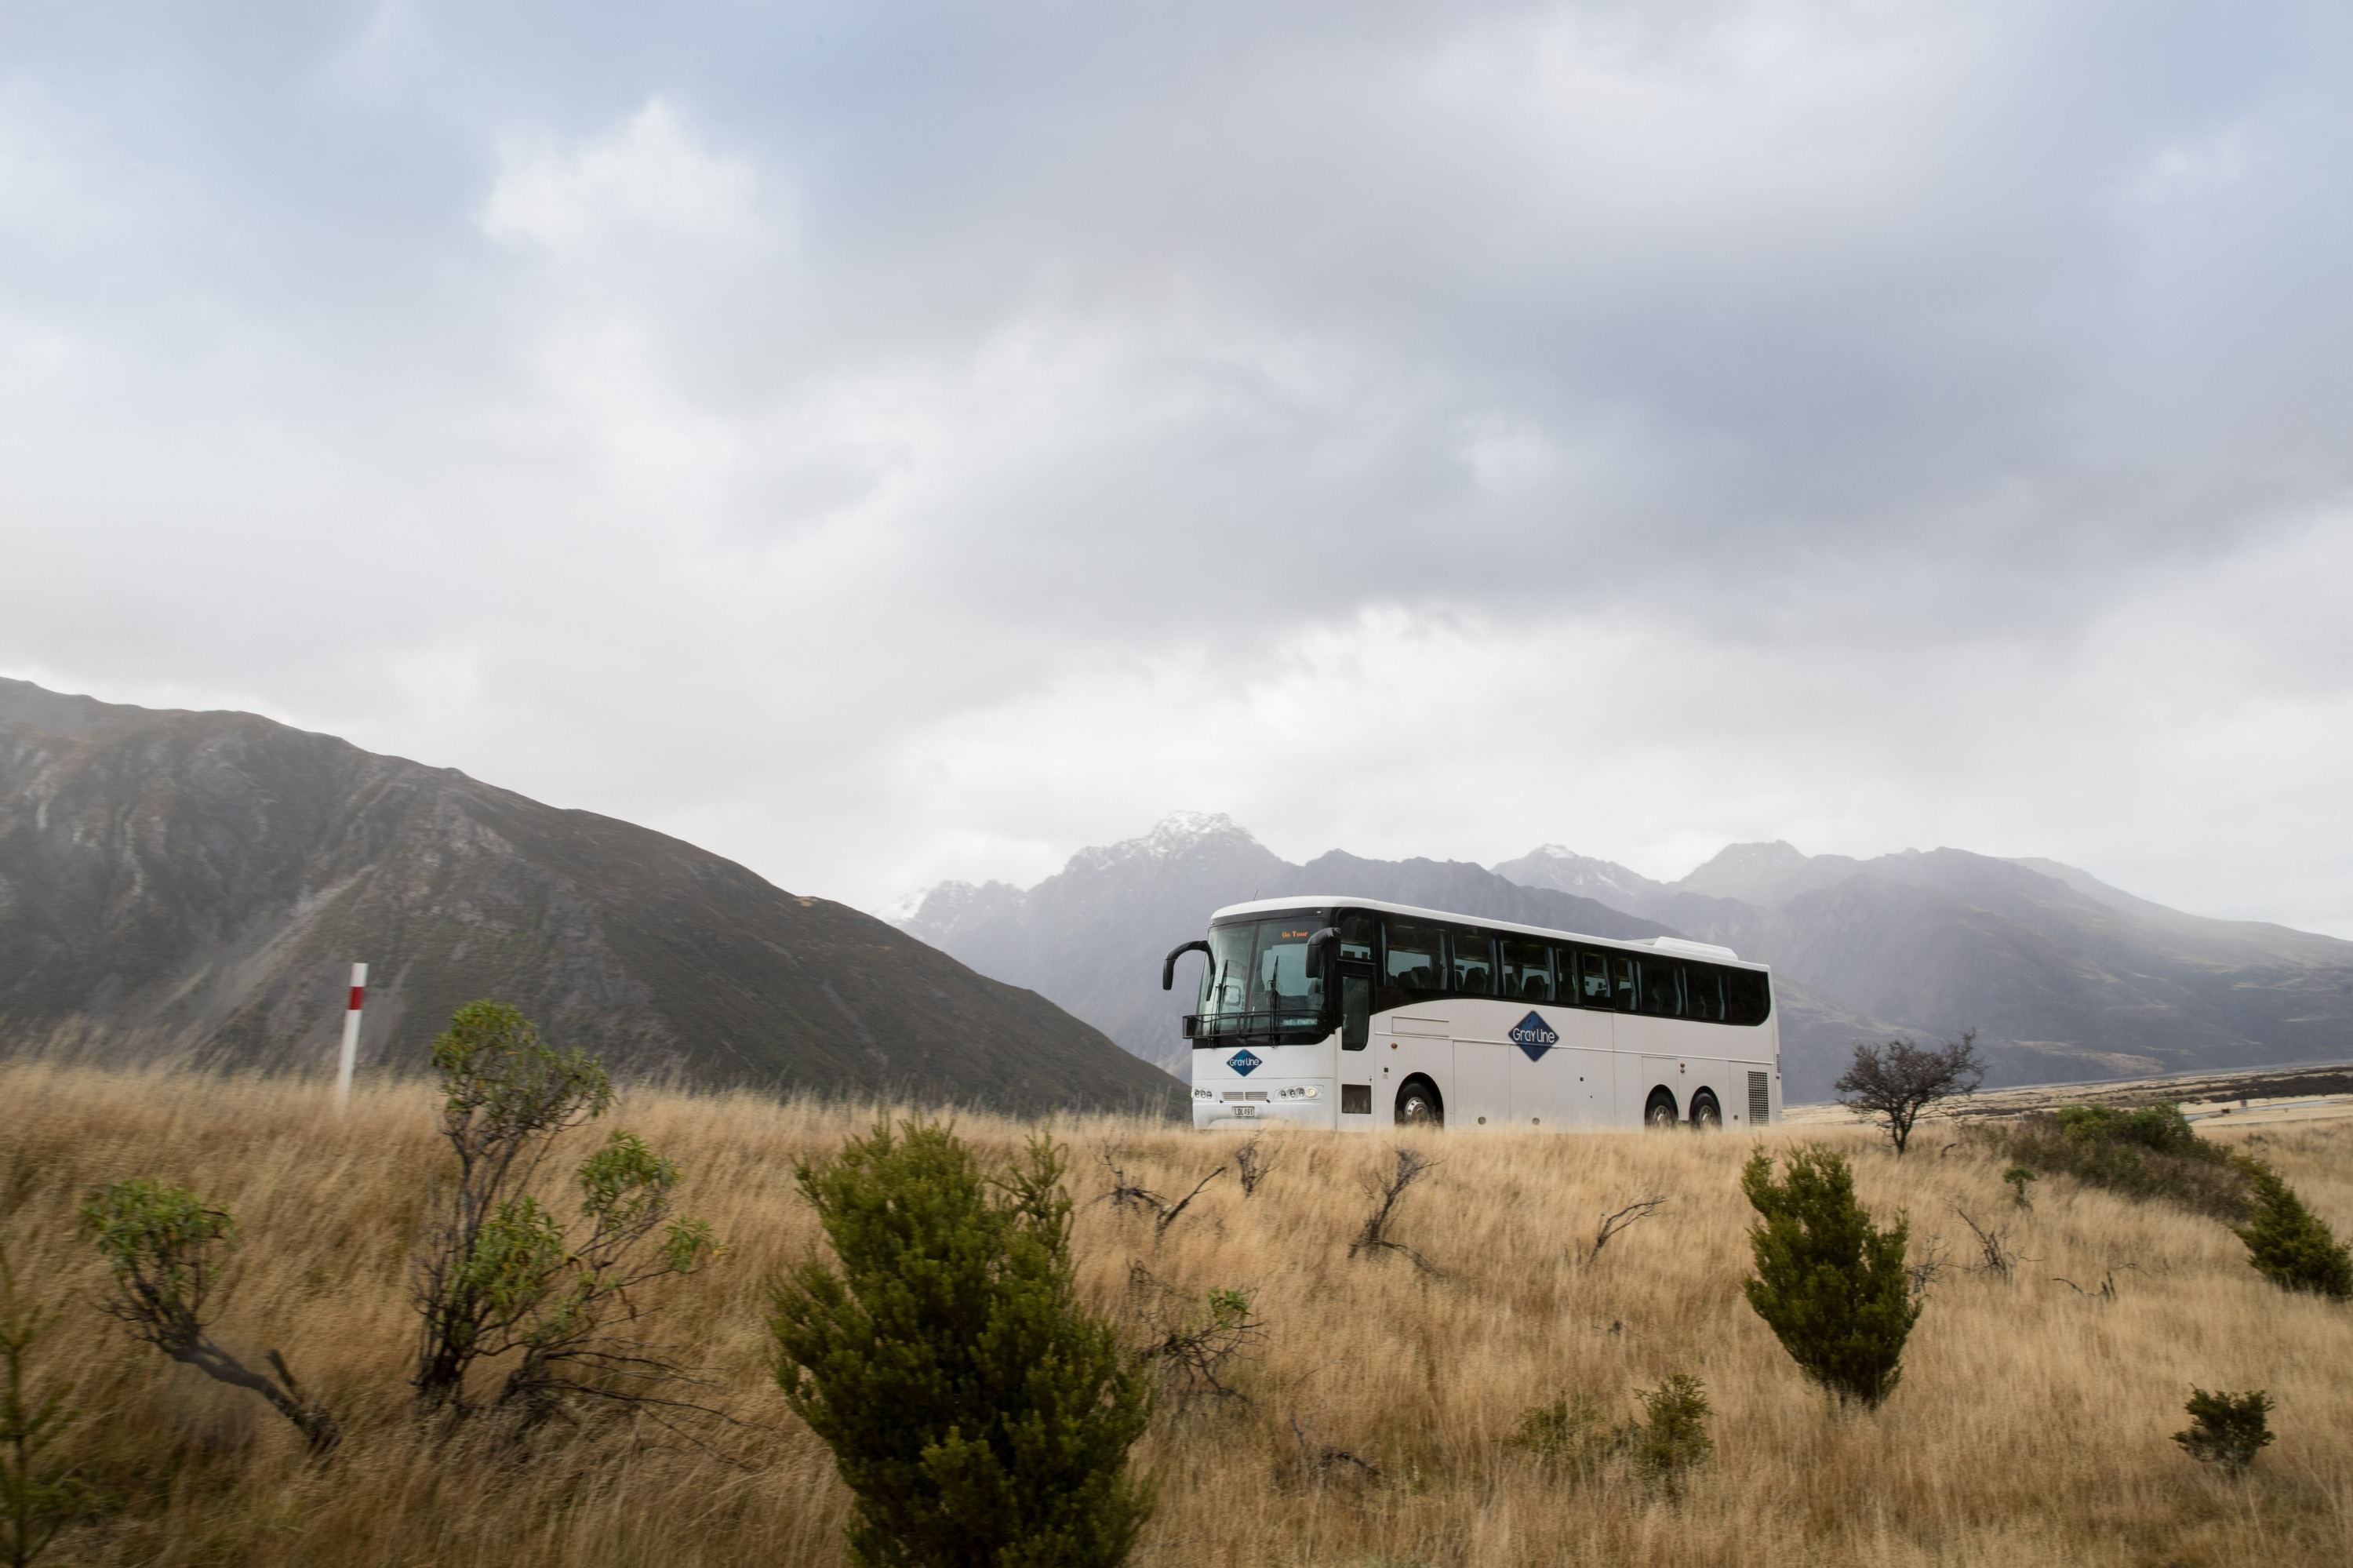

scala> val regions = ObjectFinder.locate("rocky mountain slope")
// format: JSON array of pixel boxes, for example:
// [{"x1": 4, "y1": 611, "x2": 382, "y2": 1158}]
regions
[
  {"x1": 896, "y1": 814, "x2": 1678, "y2": 1073},
  {"x1": 0, "y1": 679, "x2": 1180, "y2": 1115},
  {"x1": 1497, "y1": 842, "x2": 2353, "y2": 1097},
  {"x1": 890, "y1": 820, "x2": 2353, "y2": 1101}
]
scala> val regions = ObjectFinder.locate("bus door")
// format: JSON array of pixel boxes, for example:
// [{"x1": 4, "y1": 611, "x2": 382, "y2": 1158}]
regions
[{"x1": 1447, "y1": 930, "x2": 1509, "y2": 1130}]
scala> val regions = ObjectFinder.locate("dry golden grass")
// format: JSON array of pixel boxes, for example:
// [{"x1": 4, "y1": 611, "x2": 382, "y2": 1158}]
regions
[{"x1": 3, "y1": 1060, "x2": 2351, "y2": 1566}]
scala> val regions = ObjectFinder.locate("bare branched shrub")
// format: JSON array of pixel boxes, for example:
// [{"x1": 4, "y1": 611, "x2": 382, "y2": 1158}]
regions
[
  {"x1": 1096, "y1": 1147, "x2": 1225, "y2": 1241},
  {"x1": 1349, "y1": 1148, "x2": 1439, "y2": 1275},
  {"x1": 1126, "y1": 1264, "x2": 1264, "y2": 1406},
  {"x1": 1576, "y1": 1195, "x2": 1665, "y2": 1268},
  {"x1": 1233, "y1": 1133, "x2": 1277, "y2": 1199},
  {"x1": 1835, "y1": 1031, "x2": 1984, "y2": 1155},
  {"x1": 2051, "y1": 1271, "x2": 2116, "y2": 1302},
  {"x1": 1288, "y1": 1410, "x2": 1384, "y2": 1486},
  {"x1": 1951, "y1": 1205, "x2": 2019, "y2": 1281},
  {"x1": 1905, "y1": 1235, "x2": 1951, "y2": 1298},
  {"x1": 81, "y1": 1181, "x2": 339, "y2": 1453}
]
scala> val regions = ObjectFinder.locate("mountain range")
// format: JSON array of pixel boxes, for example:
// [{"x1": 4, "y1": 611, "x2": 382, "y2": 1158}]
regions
[
  {"x1": 0, "y1": 679, "x2": 1181, "y2": 1115},
  {"x1": 898, "y1": 817, "x2": 2353, "y2": 1101}
]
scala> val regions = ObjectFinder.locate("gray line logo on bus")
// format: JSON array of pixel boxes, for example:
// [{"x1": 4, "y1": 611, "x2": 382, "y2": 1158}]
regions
[
  {"x1": 1227, "y1": 1049, "x2": 1263, "y2": 1077},
  {"x1": 1508, "y1": 1012, "x2": 1559, "y2": 1060}
]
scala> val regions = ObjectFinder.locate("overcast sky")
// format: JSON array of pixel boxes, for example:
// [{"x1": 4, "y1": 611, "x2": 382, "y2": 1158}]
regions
[{"x1": 6, "y1": 0, "x2": 2353, "y2": 933}]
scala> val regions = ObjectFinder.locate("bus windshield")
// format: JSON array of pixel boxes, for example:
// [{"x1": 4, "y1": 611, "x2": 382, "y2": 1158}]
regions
[{"x1": 1198, "y1": 917, "x2": 1326, "y2": 1031}]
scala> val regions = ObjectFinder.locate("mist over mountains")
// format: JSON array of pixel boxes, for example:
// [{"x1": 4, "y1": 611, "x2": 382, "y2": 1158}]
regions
[
  {"x1": 900, "y1": 817, "x2": 2353, "y2": 1100},
  {"x1": 0, "y1": 680, "x2": 1180, "y2": 1115}
]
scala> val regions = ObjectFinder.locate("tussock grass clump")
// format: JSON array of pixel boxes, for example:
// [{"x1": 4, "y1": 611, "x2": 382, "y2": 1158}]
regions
[{"x1": 3, "y1": 1061, "x2": 2353, "y2": 1566}]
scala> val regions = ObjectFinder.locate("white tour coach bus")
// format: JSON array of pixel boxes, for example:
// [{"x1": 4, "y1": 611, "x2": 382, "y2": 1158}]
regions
[{"x1": 1163, "y1": 897, "x2": 1780, "y2": 1133}]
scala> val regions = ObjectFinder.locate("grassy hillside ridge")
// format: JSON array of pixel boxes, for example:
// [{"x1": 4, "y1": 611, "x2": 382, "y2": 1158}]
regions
[
  {"x1": 0, "y1": 678, "x2": 1180, "y2": 1115},
  {"x1": 4, "y1": 1064, "x2": 2348, "y2": 1566}
]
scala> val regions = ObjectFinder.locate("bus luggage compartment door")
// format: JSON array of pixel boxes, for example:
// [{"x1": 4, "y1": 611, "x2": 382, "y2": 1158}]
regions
[{"x1": 1451, "y1": 1035, "x2": 1510, "y2": 1129}]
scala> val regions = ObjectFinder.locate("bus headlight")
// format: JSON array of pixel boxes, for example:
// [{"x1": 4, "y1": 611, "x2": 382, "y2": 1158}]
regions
[
  {"x1": 1193, "y1": 1088, "x2": 1213, "y2": 1099},
  {"x1": 1275, "y1": 1086, "x2": 1321, "y2": 1100}
]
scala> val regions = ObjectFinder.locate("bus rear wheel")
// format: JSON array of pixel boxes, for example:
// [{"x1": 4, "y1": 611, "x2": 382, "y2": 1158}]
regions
[
  {"x1": 1690, "y1": 1090, "x2": 1722, "y2": 1131},
  {"x1": 1644, "y1": 1090, "x2": 1679, "y2": 1130},
  {"x1": 1395, "y1": 1079, "x2": 1443, "y2": 1128}
]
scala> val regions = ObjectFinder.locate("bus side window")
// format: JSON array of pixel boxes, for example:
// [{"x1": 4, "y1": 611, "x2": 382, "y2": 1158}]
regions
[
  {"x1": 1573, "y1": 949, "x2": 1610, "y2": 1007},
  {"x1": 1637, "y1": 960, "x2": 1683, "y2": 1017},
  {"x1": 1449, "y1": 930, "x2": 1497, "y2": 995},
  {"x1": 1342, "y1": 975, "x2": 1371, "y2": 1049},
  {"x1": 1688, "y1": 965, "x2": 1725, "y2": 1022},
  {"x1": 1501, "y1": 939, "x2": 1551, "y2": 1000},
  {"x1": 1611, "y1": 955, "x2": 1638, "y2": 1012},
  {"x1": 1338, "y1": 911, "x2": 1376, "y2": 963},
  {"x1": 1726, "y1": 969, "x2": 1771, "y2": 1025},
  {"x1": 1384, "y1": 919, "x2": 1441, "y2": 992}
]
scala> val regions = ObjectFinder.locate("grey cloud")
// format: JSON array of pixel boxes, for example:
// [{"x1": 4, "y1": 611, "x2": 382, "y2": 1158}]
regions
[{"x1": 3, "y1": 0, "x2": 2351, "y2": 919}]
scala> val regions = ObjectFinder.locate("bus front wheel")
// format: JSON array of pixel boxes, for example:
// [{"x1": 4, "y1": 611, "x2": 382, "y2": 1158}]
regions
[
  {"x1": 1644, "y1": 1090, "x2": 1679, "y2": 1130},
  {"x1": 1396, "y1": 1079, "x2": 1444, "y2": 1128},
  {"x1": 1690, "y1": 1090, "x2": 1722, "y2": 1131}
]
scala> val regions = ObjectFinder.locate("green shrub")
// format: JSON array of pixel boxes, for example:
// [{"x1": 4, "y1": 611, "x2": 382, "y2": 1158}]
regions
[
  {"x1": 81, "y1": 1181, "x2": 339, "y2": 1453},
  {"x1": 2053, "y1": 1101, "x2": 2201, "y2": 1155},
  {"x1": 2231, "y1": 1158, "x2": 2353, "y2": 1300},
  {"x1": 1506, "y1": 1375, "x2": 1711, "y2": 1494},
  {"x1": 1504, "y1": 1393, "x2": 1615, "y2": 1477},
  {"x1": 2173, "y1": 1388, "x2": 2274, "y2": 1474},
  {"x1": 1976, "y1": 1104, "x2": 2246, "y2": 1219},
  {"x1": 1740, "y1": 1147, "x2": 1919, "y2": 1409},
  {"x1": 1626, "y1": 1373, "x2": 1712, "y2": 1493},
  {"x1": 410, "y1": 1001, "x2": 613, "y2": 1417},
  {"x1": 769, "y1": 1122, "x2": 1155, "y2": 1568}
]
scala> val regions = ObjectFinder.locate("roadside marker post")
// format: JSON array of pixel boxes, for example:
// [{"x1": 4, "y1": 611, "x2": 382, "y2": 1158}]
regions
[{"x1": 334, "y1": 962, "x2": 368, "y2": 1115}]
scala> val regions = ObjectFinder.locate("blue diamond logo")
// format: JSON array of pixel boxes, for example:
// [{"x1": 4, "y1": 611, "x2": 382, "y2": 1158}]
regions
[
  {"x1": 1227, "y1": 1049, "x2": 1263, "y2": 1077},
  {"x1": 1507, "y1": 1011, "x2": 1559, "y2": 1060}
]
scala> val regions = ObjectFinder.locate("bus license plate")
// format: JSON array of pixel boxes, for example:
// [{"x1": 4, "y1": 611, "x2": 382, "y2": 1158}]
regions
[{"x1": 1231, "y1": 1104, "x2": 1258, "y2": 1117}]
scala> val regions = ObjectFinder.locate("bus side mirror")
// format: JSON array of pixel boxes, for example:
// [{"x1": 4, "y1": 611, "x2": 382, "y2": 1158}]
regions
[
  {"x1": 1305, "y1": 926, "x2": 1340, "y2": 978},
  {"x1": 1162, "y1": 939, "x2": 1210, "y2": 991}
]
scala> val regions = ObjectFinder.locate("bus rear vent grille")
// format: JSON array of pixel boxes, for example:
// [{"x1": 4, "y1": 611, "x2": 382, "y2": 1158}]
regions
[{"x1": 1747, "y1": 1071, "x2": 1770, "y2": 1124}]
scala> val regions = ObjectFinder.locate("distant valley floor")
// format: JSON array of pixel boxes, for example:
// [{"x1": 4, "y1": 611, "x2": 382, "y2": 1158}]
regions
[{"x1": 1784, "y1": 1057, "x2": 2353, "y2": 1130}]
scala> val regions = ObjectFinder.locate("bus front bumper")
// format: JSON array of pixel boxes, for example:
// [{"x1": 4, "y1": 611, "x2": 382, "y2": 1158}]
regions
[{"x1": 1191, "y1": 1082, "x2": 1333, "y2": 1130}]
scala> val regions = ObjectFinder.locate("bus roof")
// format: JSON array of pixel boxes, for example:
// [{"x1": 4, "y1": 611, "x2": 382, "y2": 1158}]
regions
[{"x1": 1205, "y1": 894, "x2": 1760, "y2": 970}]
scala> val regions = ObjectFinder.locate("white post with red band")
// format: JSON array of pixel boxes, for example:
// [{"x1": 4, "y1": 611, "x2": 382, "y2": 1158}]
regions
[{"x1": 335, "y1": 962, "x2": 368, "y2": 1113}]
